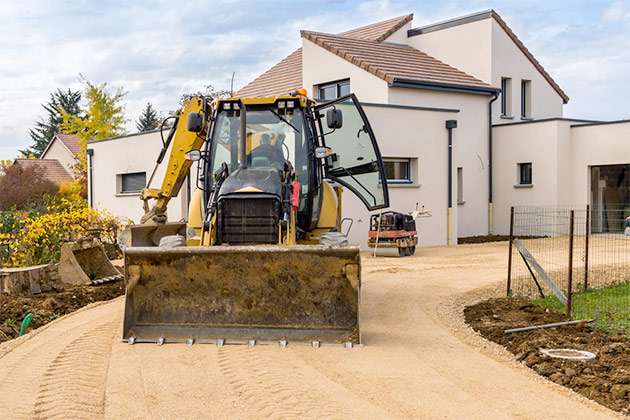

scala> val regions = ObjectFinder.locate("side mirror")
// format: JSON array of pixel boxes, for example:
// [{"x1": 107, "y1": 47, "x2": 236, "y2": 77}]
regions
[
  {"x1": 314, "y1": 146, "x2": 334, "y2": 159},
  {"x1": 187, "y1": 112, "x2": 203, "y2": 133},
  {"x1": 326, "y1": 108, "x2": 343, "y2": 129},
  {"x1": 185, "y1": 149, "x2": 202, "y2": 161}
]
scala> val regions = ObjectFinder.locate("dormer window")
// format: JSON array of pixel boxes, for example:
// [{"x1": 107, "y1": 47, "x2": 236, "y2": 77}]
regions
[{"x1": 317, "y1": 79, "x2": 350, "y2": 101}]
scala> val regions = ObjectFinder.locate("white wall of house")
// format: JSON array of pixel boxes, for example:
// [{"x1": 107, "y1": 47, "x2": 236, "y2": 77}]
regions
[
  {"x1": 492, "y1": 120, "x2": 630, "y2": 234},
  {"x1": 407, "y1": 18, "x2": 493, "y2": 83},
  {"x1": 571, "y1": 122, "x2": 630, "y2": 205},
  {"x1": 382, "y1": 21, "x2": 412, "y2": 44},
  {"x1": 87, "y1": 131, "x2": 189, "y2": 224},
  {"x1": 388, "y1": 88, "x2": 491, "y2": 239},
  {"x1": 41, "y1": 138, "x2": 76, "y2": 174},
  {"x1": 302, "y1": 39, "x2": 389, "y2": 103},
  {"x1": 490, "y1": 19, "x2": 564, "y2": 124}
]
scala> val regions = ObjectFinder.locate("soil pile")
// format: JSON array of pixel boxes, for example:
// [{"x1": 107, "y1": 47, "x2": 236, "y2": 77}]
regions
[
  {"x1": 0, "y1": 281, "x2": 124, "y2": 344},
  {"x1": 465, "y1": 298, "x2": 629, "y2": 415}
]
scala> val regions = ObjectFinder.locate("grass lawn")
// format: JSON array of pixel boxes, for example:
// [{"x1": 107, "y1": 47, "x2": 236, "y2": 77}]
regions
[{"x1": 533, "y1": 282, "x2": 630, "y2": 334}]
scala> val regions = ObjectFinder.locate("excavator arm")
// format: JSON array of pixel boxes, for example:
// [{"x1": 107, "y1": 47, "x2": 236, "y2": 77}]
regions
[{"x1": 140, "y1": 96, "x2": 210, "y2": 224}]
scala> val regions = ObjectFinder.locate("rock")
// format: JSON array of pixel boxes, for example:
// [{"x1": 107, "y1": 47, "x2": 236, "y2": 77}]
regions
[
  {"x1": 534, "y1": 364, "x2": 555, "y2": 377},
  {"x1": 564, "y1": 368, "x2": 576, "y2": 378},
  {"x1": 549, "y1": 372, "x2": 565, "y2": 384},
  {"x1": 611, "y1": 384, "x2": 630, "y2": 399},
  {"x1": 582, "y1": 368, "x2": 592, "y2": 374}
]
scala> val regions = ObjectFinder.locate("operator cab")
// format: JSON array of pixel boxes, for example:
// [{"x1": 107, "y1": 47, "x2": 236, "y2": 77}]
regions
[{"x1": 193, "y1": 94, "x2": 389, "y2": 244}]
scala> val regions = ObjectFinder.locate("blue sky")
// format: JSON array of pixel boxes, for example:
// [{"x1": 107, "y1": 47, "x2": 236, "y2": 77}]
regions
[{"x1": 1, "y1": 0, "x2": 629, "y2": 159}]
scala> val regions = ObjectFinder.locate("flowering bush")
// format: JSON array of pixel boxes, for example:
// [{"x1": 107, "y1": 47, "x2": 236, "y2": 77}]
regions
[
  {"x1": 3, "y1": 207, "x2": 121, "y2": 267},
  {"x1": 0, "y1": 203, "x2": 121, "y2": 267}
]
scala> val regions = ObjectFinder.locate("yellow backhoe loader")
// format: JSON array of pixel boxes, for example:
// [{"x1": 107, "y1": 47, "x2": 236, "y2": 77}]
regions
[{"x1": 123, "y1": 90, "x2": 389, "y2": 346}]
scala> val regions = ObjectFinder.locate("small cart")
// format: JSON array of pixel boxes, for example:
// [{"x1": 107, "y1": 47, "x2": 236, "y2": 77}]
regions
[{"x1": 368, "y1": 211, "x2": 418, "y2": 256}]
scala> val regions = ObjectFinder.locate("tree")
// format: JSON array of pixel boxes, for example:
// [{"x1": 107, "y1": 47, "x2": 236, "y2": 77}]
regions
[
  {"x1": 60, "y1": 79, "x2": 127, "y2": 195},
  {"x1": 25, "y1": 89, "x2": 81, "y2": 157},
  {"x1": 136, "y1": 102, "x2": 160, "y2": 132}
]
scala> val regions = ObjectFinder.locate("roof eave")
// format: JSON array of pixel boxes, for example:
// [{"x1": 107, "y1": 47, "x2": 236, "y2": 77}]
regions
[{"x1": 390, "y1": 78, "x2": 501, "y2": 96}]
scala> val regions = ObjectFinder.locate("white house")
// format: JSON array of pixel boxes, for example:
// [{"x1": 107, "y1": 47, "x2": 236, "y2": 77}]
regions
[{"x1": 87, "y1": 10, "x2": 630, "y2": 248}]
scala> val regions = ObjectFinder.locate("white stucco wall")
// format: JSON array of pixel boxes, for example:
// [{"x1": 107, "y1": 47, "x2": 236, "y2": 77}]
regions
[
  {"x1": 491, "y1": 120, "x2": 630, "y2": 234},
  {"x1": 388, "y1": 88, "x2": 491, "y2": 240},
  {"x1": 490, "y1": 19, "x2": 564, "y2": 124},
  {"x1": 382, "y1": 21, "x2": 412, "y2": 44},
  {"x1": 301, "y1": 39, "x2": 389, "y2": 103},
  {"x1": 41, "y1": 138, "x2": 77, "y2": 174},
  {"x1": 87, "y1": 131, "x2": 189, "y2": 224},
  {"x1": 492, "y1": 120, "x2": 562, "y2": 233},
  {"x1": 570, "y1": 122, "x2": 630, "y2": 206},
  {"x1": 407, "y1": 18, "x2": 493, "y2": 83},
  {"x1": 343, "y1": 103, "x2": 458, "y2": 247}
]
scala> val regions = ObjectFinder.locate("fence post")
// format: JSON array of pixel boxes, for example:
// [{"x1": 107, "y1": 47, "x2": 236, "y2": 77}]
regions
[
  {"x1": 567, "y1": 210, "x2": 575, "y2": 317},
  {"x1": 584, "y1": 204, "x2": 590, "y2": 291},
  {"x1": 507, "y1": 206, "x2": 515, "y2": 296}
]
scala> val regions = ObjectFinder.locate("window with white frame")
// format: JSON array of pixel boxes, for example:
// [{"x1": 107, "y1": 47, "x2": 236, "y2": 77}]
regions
[
  {"x1": 117, "y1": 172, "x2": 146, "y2": 194},
  {"x1": 501, "y1": 77, "x2": 512, "y2": 117},
  {"x1": 317, "y1": 79, "x2": 350, "y2": 101},
  {"x1": 521, "y1": 79, "x2": 532, "y2": 118},
  {"x1": 517, "y1": 162, "x2": 532, "y2": 185},
  {"x1": 383, "y1": 158, "x2": 414, "y2": 184}
]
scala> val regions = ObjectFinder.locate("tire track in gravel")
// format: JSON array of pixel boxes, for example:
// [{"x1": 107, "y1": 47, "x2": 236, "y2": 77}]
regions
[
  {"x1": 0, "y1": 302, "x2": 119, "y2": 419},
  {"x1": 216, "y1": 345, "x2": 385, "y2": 419},
  {"x1": 32, "y1": 321, "x2": 117, "y2": 419}
]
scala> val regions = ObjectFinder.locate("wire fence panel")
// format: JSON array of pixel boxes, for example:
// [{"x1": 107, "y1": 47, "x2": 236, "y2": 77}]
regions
[{"x1": 508, "y1": 205, "x2": 630, "y2": 334}]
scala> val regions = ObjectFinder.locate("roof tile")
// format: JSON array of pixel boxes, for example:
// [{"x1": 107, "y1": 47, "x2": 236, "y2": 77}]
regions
[
  {"x1": 236, "y1": 14, "x2": 414, "y2": 97},
  {"x1": 301, "y1": 31, "x2": 492, "y2": 90},
  {"x1": 56, "y1": 133, "x2": 82, "y2": 155},
  {"x1": 14, "y1": 159, "x2": 73, "y2": 185}
]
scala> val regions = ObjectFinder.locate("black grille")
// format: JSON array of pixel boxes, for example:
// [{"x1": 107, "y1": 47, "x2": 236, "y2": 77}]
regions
[{"x1": 218, "y1": 197, "x2": 280, "y2": 244}]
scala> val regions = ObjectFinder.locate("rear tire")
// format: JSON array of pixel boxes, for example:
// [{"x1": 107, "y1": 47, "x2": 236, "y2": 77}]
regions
[
  {"x1": 409, "y1": 246, "x2": 416, "y2": 256},
  {"x1": 398, "y1": 247, "x2": 408, "y2": 257}
]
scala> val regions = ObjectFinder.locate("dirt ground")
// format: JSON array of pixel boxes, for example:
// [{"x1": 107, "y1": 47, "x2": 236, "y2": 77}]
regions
[
  {"x1": 0, "y1": 282, "x2": 124, "y2": 343},
  {"x1": 0, "y1": 242, "x2": 622, "y2": 419},
  {"x1": 465, "y1": 298, "x2": 629, "y2": 415}
]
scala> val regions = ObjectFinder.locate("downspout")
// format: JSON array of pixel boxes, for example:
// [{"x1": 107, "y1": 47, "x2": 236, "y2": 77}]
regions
[
  {"x1": 445, "y1": 120, "x2": 458, "y2": 245},
  {"x1": 488, "y1": 93, "x2": 499, "y2": 234},
  {"x1": 87, "y1": 148, "x2": 94, "y2": 208}
]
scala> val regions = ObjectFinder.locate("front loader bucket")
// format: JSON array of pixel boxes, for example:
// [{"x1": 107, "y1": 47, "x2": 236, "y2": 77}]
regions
[
  {"x1": 122, "y1": 245, "x2": 361, "y2": 345},
  {"x1": 58, "y1": 240, "x2": 123, "y2": 286}
]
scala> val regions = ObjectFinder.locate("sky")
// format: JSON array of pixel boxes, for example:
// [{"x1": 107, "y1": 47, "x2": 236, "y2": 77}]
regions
[{"x1": 1, "y1": 0, "x2": 629, "y2": 159}]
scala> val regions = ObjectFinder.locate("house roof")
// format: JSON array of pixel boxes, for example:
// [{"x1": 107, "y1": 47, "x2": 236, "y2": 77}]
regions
[
  {"x1": 40, "y1": 133, "x2": 82, "y2": 159},
  {"x1": 13, "y1": 159, "x2": 73, "y2": 185},
  {"x1": 56, "y1": 133, "x2": 82, "y2": 155},
  {"x1": 407, "y1": 9, "x2": 569, "y2": 103},
  {"x1": 236, "y1": 14, "x2": 414, "y2": 97},
  {"x1": 301, "y1": 31, "x2": 493, "y2": 92}
]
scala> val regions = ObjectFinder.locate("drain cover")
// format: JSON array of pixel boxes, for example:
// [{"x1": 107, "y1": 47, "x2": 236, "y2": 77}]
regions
[{"x1": 540, "y1": 348, "x2": 596, "y2": 361}]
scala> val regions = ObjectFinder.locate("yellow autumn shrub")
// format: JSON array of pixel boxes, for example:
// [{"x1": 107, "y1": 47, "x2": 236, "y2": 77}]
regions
[{"x1": 7, "y1": 207, "x2": 121, "y2": 267}]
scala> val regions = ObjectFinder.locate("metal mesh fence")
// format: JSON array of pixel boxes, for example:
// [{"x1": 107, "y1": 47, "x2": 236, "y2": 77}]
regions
[{"x1": 507, "y1": 205, "x2": 630, "y2": 334}]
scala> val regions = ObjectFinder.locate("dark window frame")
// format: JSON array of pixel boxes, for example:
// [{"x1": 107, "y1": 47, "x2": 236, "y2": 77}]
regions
[
  {"x1": 521, "y1": 79, "x2": 531, "y2": 118},
  {"x1": 119, "y1": 171, "x2": 147, "y2": 194},
  {"x1": 383, "y1": 157, "x2": 414, "y2": 184},
  {"x1": 518, "y1": 162, "x2": 532, "y2": 185},
  {"x1": 317, "y1": 79, "x2": 350, "y2": 101},
  {"x1": 501, "y1": 77, "x2": 511, "y2": 117}
]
